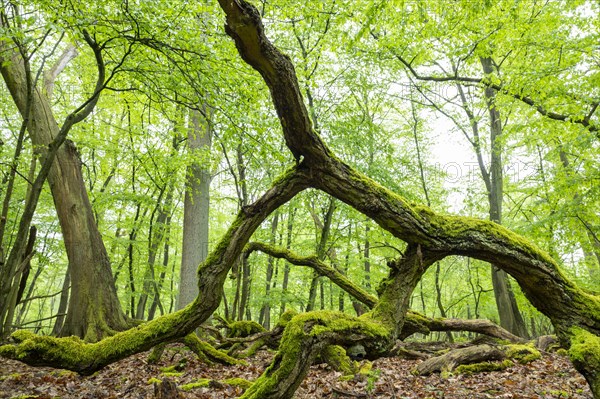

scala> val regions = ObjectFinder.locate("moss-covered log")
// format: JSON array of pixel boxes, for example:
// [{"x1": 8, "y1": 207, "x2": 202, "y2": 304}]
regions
[
  {"x1": 414, "y1": 344, "x2": 506, "y2": 376},
  {"x1": 414, "y1": 343, "x2": 541, "y2": 376}
]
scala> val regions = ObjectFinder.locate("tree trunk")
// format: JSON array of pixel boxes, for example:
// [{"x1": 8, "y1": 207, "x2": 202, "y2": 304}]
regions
[
  {"x1": 178, "y1": 108, "x2": 212, "y2": 309},
  {"x1": 306, "y1": 198, "x2": 335, "y2": 311},
  {"x1": 414, "y1": 344, "x2": 506, "y2": 376},
  {"x1": 482, "y1": 58, "x2": 529, "y2": 334},
  {"x1": 51, "y1": 267, "x2": 71, "y2": 336},
  {"x1": 279, "y1": 204, "x2": 295, "y2": 316},
  {"x1": 259, "y1": 212, "x2": 279, "y2": 328}
]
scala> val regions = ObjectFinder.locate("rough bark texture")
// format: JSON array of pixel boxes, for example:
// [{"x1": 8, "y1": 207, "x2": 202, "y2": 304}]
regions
[{"x1": 414, "y1": 344, "x2": 506, "y2": 376}]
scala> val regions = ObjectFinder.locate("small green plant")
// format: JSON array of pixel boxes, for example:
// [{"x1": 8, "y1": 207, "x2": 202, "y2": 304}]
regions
[{"x1": 366, "y1": 368, "x2": 381, "y2": 393}]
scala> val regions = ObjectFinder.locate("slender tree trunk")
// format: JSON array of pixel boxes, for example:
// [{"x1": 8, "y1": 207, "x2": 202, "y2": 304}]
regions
[
  {"x1": 147, "y1": 221, "x2": 172, "y2": 321},
  {"x1": 279, "y1": 205, "x2": 295, "y2": 316},
  {"x1": 136, "y1": 183, "x2": 174, "y2": 319},
  {"x1": 306, "y1": 198, "x2": 335, "y2": 312},
  {"x1": 51, "y1": 267, "x2": 71, "y2": 336},
  {"x1": 259, "y1": 211, "x2": 279, "y2": 328},
  {"x1": 363, "y1": 222, "x2": 371, "y2": 290},
  {"x1": 480, "y1": 57, "x2": 528, "y2": 338},
  {"x1": 178, "y1": 108, "x2": 212, "y2": 309}
]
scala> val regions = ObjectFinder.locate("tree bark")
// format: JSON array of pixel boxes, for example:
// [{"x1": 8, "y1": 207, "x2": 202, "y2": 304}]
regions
[
  {"x1": 259, "y1": 212, "x2": 279, "y2": 328},
  {"x1": 178, "y1": 108, "x2": 212, "y2": 309},
  {"x1": 414, "y1": 344, "x2": 506, "y2": 376}
]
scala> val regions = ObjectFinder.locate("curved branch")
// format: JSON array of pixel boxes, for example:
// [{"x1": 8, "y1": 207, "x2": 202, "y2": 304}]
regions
[
  {"x1": 246, "y1": 241, "x2": 378, "y2": 308},
  {"x1": 313, "y1": 161, "x2": 600, "y2": 335},
  {"x1": 0, "y1": 166, "x2": 310, "y2": 374},
  {"x1": 217, "y1": 0, "x2": 333, "y2": 164}
]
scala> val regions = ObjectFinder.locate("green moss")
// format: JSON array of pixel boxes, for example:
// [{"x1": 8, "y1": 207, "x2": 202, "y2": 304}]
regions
[
  {"x1": 160, "y1": 365, "x2": 180, "y2": 373},
  {"x1": 228, "y1": 320, "x2": 265, "y2": 338},
  {"x1": 147, "y1": 343, "x2": 166, "y2": 364},
  {"x1": 147, "y1": 377, "x2": 162, "y2": 384},
  {"x1": 222, "y1": 377, "x2": 252, "y2": 388},
  {"x1": 239, "y1": 310, "x2": 392, "y2": 399},
  {"x1": 556, "y1": 348, "x2": 568, "y2": 356},
  {"x1": 427, "y1": 210, "x2": 556, "y2": 265},
  {"x1": 161, "y1": 371, "x2": 183, "y2": 377},
  {"x1": 568, "y1": 327, "x2": 600, "y2": 370},
  {"x1": 322, "y1": 345, "x2": 356, "y2": 376},
  {"x1": 275, "y1": 309, "x2": 298, "y2": 328},
  {"x1": 455, "y1": 359, "x2": 514, "y2": 375},
  {"x1": 237, "y1": 339, "x2": 266, "y2": 358},
  {"x1": 504, "y1": 344, "x2": 541, "y2": 364},
  {"x1": 183, "y1": 333, "x2": 244, "y2": 365},
  {"x1": 181, "y1": 377, "x2": 252, "y2": 391},
  {"x1": 358, "y1": 360, "x2": 372, "y2": 375},
  {"x1": 181, "y1": 378, "x2": 211, "y2": 390}
]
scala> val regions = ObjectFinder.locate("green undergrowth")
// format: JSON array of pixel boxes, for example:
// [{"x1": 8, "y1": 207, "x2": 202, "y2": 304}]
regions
[{"x1": 227, "y1": 320, "x2": 265, "y2": 338}]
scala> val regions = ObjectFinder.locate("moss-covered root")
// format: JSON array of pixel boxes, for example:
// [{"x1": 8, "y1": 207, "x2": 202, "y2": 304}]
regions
[
  {"x1": 239, "y1": 311, "x2": 391, "y2": 399},
  {"x1": 147, "y1": 343, "x2": 167, "y2": 364},
  {"x1": 182, "y1": 333, "x2": 244, "y2": 366},
  {"x1": 232, "y1": 311, "x2": 297, "y2": 359},
  {"x1": 181, "y1": 377, "x2": 252, "y2": 391},
  {"x1": 321, "y1": 345, "x2": 356, "y2": 376},
  {"x1": 568, "y1": 328, "x2": 600, "y2": 398},
  {"x1": 227, "y1": 320, "x2": 266, "y2": 338}
]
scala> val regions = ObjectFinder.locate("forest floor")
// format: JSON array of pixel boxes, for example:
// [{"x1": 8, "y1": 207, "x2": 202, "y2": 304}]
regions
[{"x1": 0, "y1": 343, "x2": 593, "y2": 399}]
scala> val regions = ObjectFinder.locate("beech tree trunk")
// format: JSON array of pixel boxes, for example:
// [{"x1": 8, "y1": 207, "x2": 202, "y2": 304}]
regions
[
  {"x1": 480, "y1": 56, "x2": 529, "y2": 338},
  {"x1": 178, "y1": 109, "x2": 212, "y2": 309}
]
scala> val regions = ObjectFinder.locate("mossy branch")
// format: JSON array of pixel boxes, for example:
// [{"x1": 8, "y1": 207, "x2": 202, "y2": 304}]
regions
[
  {"x1": 246, "y1": 241, "x2": 378, "y2": 308},
  {"x1": 0, "y1": 167, "x2": 309, "y2": 374}
]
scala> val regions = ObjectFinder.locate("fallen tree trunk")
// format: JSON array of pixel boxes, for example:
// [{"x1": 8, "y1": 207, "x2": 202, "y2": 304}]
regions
[{"x1": 414, "y1": 344, "x2": 506, "y2": 376}]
